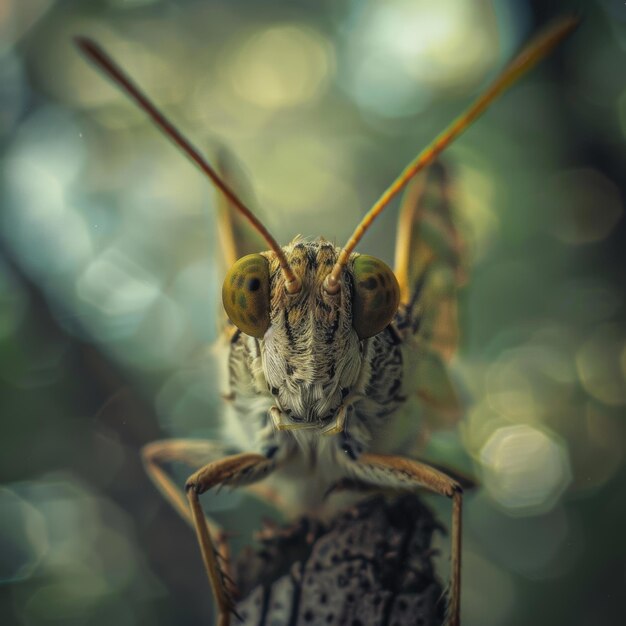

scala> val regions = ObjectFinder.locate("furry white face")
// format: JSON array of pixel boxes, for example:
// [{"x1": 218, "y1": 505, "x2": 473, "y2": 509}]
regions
[
  {"x1": 262, "y1": 239, "x2": 362, "y2": 424},
  {"x1": 221, "y1": 237, "x2": 400, "y2": 425}
]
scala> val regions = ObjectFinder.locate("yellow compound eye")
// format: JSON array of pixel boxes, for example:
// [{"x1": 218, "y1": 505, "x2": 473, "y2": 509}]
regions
[
  {"x1": 352, "y1": 255, "x2": 400, "y2": 339},
  {"x1": 222, "y1": 254, "x2": 270, "y2": 338}
]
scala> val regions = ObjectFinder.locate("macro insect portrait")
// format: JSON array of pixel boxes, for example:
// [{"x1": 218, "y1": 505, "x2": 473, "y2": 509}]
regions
[
  {"x1": 74, "y1": 15, "x2": 579, "y2": 626},
  {"x1": 2, "y1": 3, "x2": 625, "y2": 626}
]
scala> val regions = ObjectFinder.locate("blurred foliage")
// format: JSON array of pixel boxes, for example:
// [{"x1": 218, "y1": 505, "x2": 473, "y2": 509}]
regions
[{"x1": 1, "y1": 1, "x2": 625, "y2": 625}]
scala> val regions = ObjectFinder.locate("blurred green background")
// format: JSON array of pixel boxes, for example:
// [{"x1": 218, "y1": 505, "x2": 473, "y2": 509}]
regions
[{"x1": 1, "y1": 1, "x2": 625, "y2": 625}]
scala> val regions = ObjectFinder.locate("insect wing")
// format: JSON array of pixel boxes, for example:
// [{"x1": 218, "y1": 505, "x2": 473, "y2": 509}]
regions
[
  {"x1": 212, "y1": 146, "x2": 269, "y2": 334},
  {"x1": 214, "y1": 146, "x2": 266, "y2": 272},
  {"x1": 395, "y1": 162, "x2": 467, "y2": 430}
]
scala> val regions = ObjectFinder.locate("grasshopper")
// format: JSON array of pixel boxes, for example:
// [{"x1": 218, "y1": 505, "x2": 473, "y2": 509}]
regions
[{"x1": 77, "y1": 15, "x2": 578, "y2": 626}]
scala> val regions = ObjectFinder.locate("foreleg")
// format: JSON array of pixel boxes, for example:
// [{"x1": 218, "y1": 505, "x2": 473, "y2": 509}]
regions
[{"x1": 185, "y1": 453, "x2": 278, "y2": 626}]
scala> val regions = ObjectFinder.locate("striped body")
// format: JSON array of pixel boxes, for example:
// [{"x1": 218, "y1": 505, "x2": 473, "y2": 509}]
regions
[{"x1": 220, "y1": 239, "x2": 418, "y2": 512}]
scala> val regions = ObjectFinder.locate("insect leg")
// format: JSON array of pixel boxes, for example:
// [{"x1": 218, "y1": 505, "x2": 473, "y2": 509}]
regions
[
  {"x1": 142, "y1": 438, "x2": 287, "y2": 615},
  {"x1": 142, "y1": 438, "x2": 238, "y2": 587},
  {"x1": 338, "y1": 452, "x2": 463, "y2": 626},
  {"x1": 185, "y1": 453, "x2": 278, "y2": 626},
  {"x1": 142, "y1": 439, "x2": 230, "y2": 527}
]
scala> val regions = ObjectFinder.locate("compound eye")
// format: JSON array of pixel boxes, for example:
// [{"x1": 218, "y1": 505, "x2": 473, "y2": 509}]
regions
[
  {"x1": 222, "y1": 254, "x2": 270, "y2": 338},
  {"x1": 352, "y1": 255, "x2": 400, "y2": 339}
]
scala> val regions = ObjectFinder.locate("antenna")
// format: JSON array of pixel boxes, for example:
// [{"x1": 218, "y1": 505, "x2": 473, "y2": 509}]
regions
[
  {"x1": 324, "y1": 15, "x2": 580, "y2": 294},
  {"x1": 75, "y1": 37, "x2": 301, "y2": 294}
]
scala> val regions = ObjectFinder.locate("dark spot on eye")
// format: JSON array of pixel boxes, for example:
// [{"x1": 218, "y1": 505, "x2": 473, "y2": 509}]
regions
[
  {"x1": 249, "y1": 313, "x2": 258, "y2": 324},
  {"x1": 359, "y1": 276, "x2": 378, "y2": 290},
  {"x1": 247, "y1": 278, "x2": 261, "y2": 291},
  {"x1": 230, "y1": 292, "x2": 236, "y2": 305},
  {"x1": 385, "y1": 290, "x2": 392, "y2": 304},
  {"x1": 236, "y1": 275, "x2": 245, "y2": 288},
  {"x1": 238, "y1": 294, "x2": 247, "y2": 309},
  {"x1": 378, "y1": 272, "x2": 386, "y2": 286}
]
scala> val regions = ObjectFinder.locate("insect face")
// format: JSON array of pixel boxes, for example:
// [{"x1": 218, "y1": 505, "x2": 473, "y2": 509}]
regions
[
  {"x1": 223, "y1": 238, "x2": 399, "y2": 424},
  {"x1": 263, "y1": 239, "x2": 360, "y2": 425}
]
